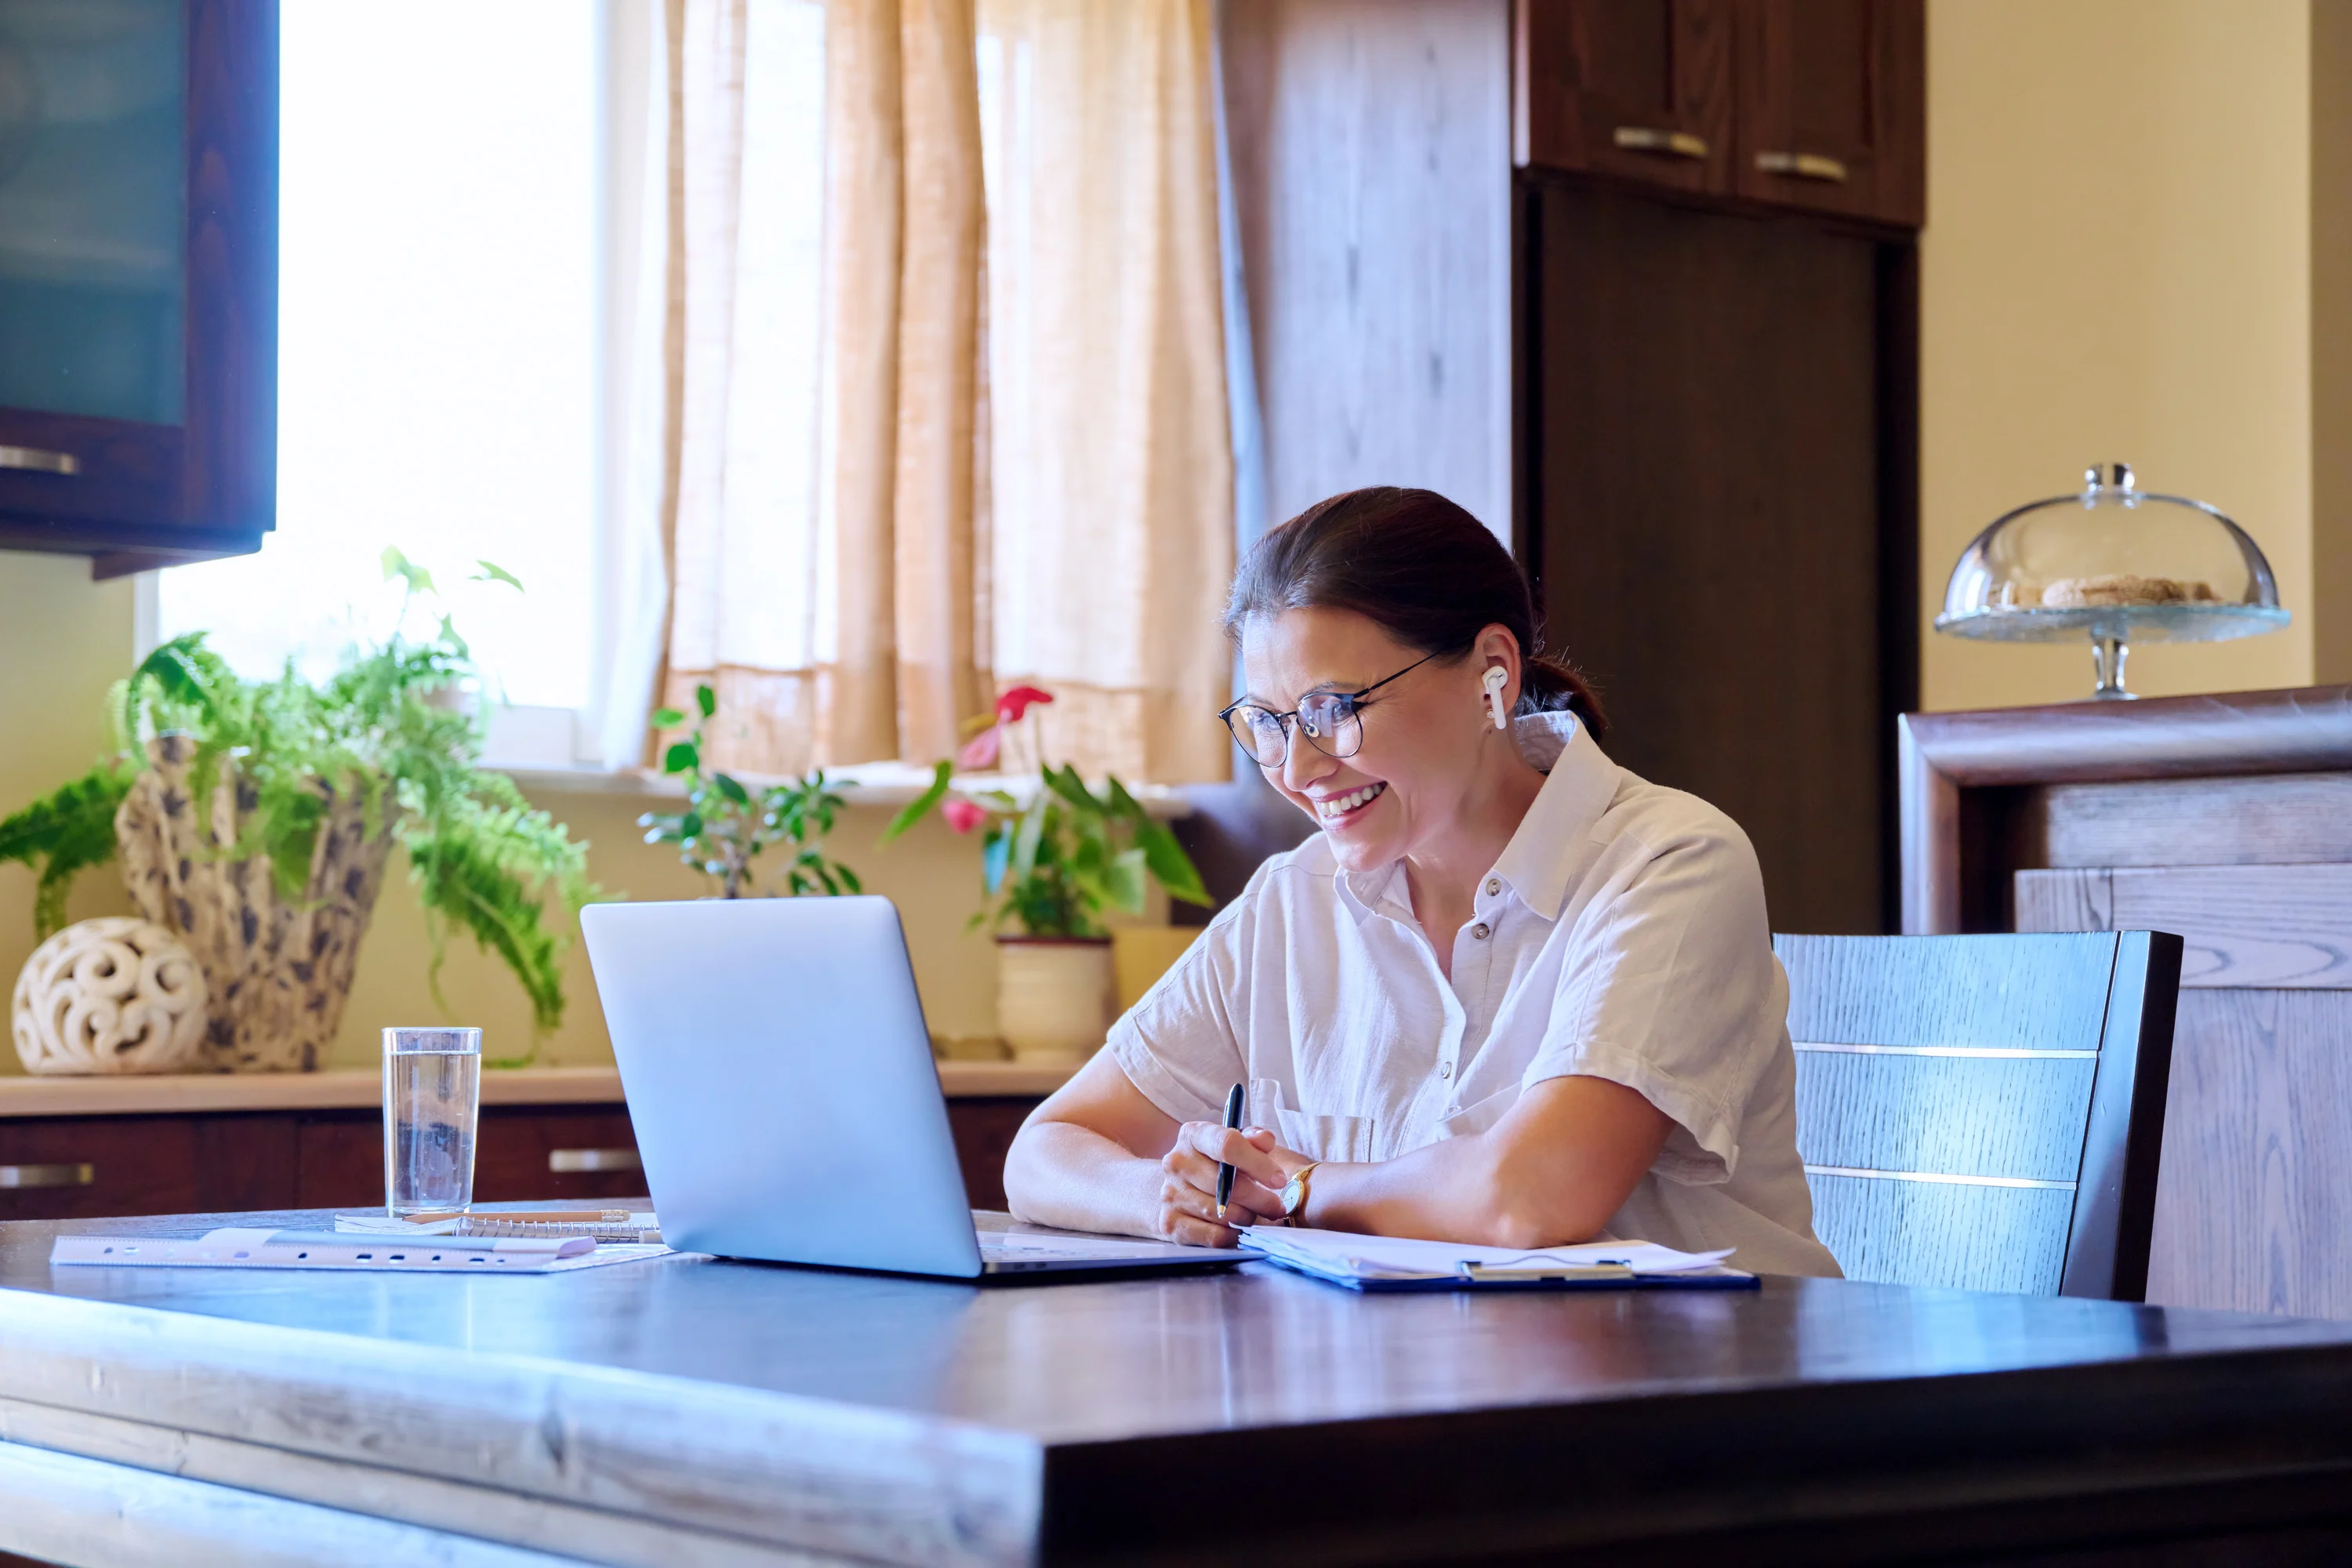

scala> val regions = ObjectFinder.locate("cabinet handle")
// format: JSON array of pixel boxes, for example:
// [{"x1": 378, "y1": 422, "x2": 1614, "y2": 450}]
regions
[
  {"x1": 549, "y1": 1148, "x2": 641, "y2": 1174},
  {"x1": 1755, "y1": 151, "x2": 1850, "y2": 183},
  {"x1": 0, "y1": 1163, "x2": 96, "y2": 1189},
  {"x1": 1612, "y1": 127, "x2": 1708, "y2": 161},
  {"x1": 0, "y1": 445, "x2": 81, "y2": 476}
]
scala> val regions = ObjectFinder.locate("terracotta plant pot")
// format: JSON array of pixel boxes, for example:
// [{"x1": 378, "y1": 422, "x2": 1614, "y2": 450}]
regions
[
  {"x1": 995, "y1": 936, "x2": 1115, "y2": 1064},
  {"x1": 113, "y1": 735, "x2": 395, "y2": 1072}
]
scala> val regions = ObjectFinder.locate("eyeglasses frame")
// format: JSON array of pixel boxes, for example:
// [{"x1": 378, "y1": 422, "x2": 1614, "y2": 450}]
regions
[{"x1": 1218, "y1": 650, "x2": 1446, "y2": 767}]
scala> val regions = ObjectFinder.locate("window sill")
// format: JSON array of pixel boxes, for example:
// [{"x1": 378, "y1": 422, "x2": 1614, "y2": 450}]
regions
[{"x1": 493, "y1": 760, "x2": 1196, "y2": 819}]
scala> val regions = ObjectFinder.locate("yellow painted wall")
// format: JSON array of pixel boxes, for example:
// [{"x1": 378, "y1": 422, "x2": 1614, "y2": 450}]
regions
[
  {"x1": 0, "y1": 553, "x2": 1007, "y2": 1075},
  {"x1": 0, "y1": 557, "x2": 143, "y2": 1033},
  {"x1": 2315, "y1": 0, "x2": 2352, "y2": 684},
  {"x1": 1922, "y1": 0, "x2": 2315, "y2": 710}
]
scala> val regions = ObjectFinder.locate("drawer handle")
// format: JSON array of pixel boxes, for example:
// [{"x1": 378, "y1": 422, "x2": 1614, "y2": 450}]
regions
[
  {"x1": 1755, "y1": 150, "x2": 1849, "y2": 183},
  {"x1": 0, "y1": 445, "x2": 81, "y2": 476},
  {"x1": 1613, "y1": 126, "x2": 1708, "y2": 160},
  {"x1": 549, "y1": 1148, "x2": 641, "y2": 1174},
  {"x1": 0, "y1": 1163, "x2": 96, "y2": 1189}
]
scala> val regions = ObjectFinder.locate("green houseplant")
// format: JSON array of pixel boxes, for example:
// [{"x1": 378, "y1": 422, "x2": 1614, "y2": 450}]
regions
[
  {"x1": 883, "y1": 685, "x2": 1210, "y2": 1059},
  {"x1": 638, "y1": 684, "x2": 863, "y2": 898},
  {"x1": 0, "y1": 553, "x2": 596, "y2": 1070}
]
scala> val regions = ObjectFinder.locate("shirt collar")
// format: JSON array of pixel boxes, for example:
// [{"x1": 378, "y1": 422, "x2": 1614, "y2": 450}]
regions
[
  {"x1": 1490, "y1": 710, "x2": 1617, "y2": 920},
  {"x1": 1335, "y1": 710, "x2": 1617, "y2": 925}
]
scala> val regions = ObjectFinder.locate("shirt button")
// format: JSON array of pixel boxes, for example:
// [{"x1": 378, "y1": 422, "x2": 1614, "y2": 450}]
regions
[
  {"x1": 1472, "y1": 922, "x2": 1490, "y2": 940},
  {"x1": 1439, "y1": 1062, "x2": 1453, "y2": 1080},
  {"x1": 1486, "y1": 879, "x2": 1500, "y2": 896}
]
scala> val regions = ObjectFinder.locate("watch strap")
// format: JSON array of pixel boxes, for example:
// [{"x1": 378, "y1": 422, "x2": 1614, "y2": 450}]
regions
[{"x1": 1281, "y1": 1161, "x2": 1321, "y2": 1225}]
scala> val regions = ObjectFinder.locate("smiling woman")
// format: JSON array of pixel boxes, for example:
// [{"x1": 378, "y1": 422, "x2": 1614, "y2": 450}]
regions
[{"x1": 1003, "y1": 487, "x2": 1842, "y2": 1274}]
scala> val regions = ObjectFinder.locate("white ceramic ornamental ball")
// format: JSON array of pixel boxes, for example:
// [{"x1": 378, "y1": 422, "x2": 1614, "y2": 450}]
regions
[{"x1": 12, "y1": 916, "x2": 210, "y2": 1076}]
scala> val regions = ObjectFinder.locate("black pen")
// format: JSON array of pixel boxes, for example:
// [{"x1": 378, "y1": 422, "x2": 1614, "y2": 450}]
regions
[{"x1": 1214, "y1": 1082, "x2": 1246, "y2": 1222}]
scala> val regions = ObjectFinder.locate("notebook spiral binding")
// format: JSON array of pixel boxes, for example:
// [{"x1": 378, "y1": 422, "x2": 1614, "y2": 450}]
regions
[{"x1": 451, "y1": 1218, "x2": 663, "y2": 1243}]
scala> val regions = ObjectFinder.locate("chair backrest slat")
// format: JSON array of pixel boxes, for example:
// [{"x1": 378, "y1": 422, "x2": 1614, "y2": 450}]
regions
[
  {"x1": 1802, "y1": 1174, "x2": 2074, "y2": 1296},
  {"x1": 1793, "y1": 1051, "x2": 2098, "y2": 1182},
  {"x1": 1780, "y1": 931, "x2": 2120, "y2": 1051},
  {"x1": 1774, "y1": 931, "x2": 2182, "y2": 1300}
]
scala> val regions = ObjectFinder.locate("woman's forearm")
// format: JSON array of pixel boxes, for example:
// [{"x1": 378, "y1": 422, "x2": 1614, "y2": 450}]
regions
[
  {"x1": 1003, "y1": 1118, "x2": 1167, "y2": 1240},
  {"x1": 1308, "y1": 1077, "x2": 1671, "y2": 1248},
  {"x1": 1307, "y1": 1137, "x2": 1544, "y2": 1247}
]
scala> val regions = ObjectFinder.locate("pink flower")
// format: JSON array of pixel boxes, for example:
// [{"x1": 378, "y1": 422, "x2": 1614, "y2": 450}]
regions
[
  {"x1": 942, "y1": 797, "x2": 989, "y2": 835},
  {"x1": 956, "y1": 724, "x2": 1003, "y2": 771},
  {"x1": 996, "y1": 685, "x2": 1054, "y2": 724}
]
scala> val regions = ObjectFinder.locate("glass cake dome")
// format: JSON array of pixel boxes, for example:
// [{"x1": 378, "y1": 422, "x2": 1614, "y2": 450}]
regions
[{"x1": 1934, "y1": 463, "x2": 2288, "y2": 699}]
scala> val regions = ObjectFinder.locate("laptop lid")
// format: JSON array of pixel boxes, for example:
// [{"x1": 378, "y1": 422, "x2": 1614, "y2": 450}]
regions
[{"x1": 582, "y1": 897, "x2": 986, "y2": 1278}]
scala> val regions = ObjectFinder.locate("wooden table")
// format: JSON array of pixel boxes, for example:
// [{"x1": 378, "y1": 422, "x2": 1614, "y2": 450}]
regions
[{"x1": 4, "y1": 1210, "x2": 2352, "y2": 1566}]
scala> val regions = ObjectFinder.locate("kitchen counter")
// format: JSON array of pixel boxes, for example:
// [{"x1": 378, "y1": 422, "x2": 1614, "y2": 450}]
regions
[{"x1": 0, "y1": 1059, "x2": 1073, "y2": 1119}]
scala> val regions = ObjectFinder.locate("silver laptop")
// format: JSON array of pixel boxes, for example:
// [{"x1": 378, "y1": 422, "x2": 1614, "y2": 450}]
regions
[{"x1": 582, "y1": 896, "x2": 1247, "y2": 1280}]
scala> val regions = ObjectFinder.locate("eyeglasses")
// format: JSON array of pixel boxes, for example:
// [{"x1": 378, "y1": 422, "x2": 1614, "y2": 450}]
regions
[{"x1": 1218, "y1": 652, "x2": 1442, "y2": 768}]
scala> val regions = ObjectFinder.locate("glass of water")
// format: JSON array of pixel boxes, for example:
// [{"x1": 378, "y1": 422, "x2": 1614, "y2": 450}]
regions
[{"x1": 383, "y1": 1026, "x2": 482, "y2": 1218}]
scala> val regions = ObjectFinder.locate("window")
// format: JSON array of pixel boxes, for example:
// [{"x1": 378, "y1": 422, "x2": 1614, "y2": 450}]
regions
[{"x1": 151, "y1": 1, "x2": 604, "y2": 762}]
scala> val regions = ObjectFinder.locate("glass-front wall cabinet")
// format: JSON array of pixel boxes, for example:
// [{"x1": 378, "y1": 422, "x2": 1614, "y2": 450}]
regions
[
  {"x1": 0, "y1": 0, "x2": 273, "y2": 574},
  {"x1": 0, "y1": 0, "x2": 186, "y2": 426}
]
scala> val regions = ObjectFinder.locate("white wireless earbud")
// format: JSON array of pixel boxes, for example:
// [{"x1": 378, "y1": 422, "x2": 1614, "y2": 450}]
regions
[{"x1": 1482, "y1": 666, "x2": 1510, "y2": 731}]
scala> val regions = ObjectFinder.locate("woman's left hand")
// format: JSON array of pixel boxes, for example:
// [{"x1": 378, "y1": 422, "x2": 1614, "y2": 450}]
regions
[{"x1": 1158, "y1": 1123, "x2": 1313, "y2": 1243}]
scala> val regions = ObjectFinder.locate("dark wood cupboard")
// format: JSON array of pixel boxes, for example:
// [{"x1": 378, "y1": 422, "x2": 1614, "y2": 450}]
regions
[
  {"x1": 1515, "y1": 0, "x2": 1736, "y2": 197},
  {"x1": 0, "y1": 1095, "x2": 1039, "y2": 1220},
  {"x1": 1733, "y1": 0, "x2": 1924, "y2": 226},
  {"x1": 0, "y1": 0, "x2": 278, "y2": 577},
  {"x1": 1515, "y1": 0, "x2": 1924, "y2": 230},
  {"x1": 1523, "y1": 183, "x2": 1912, "y2": 935}
]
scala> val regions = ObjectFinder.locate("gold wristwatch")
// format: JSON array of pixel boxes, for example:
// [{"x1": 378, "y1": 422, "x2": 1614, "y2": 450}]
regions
[{"x1": 1279, "y1": 1161, "x2": 1321, "y2": 1226}]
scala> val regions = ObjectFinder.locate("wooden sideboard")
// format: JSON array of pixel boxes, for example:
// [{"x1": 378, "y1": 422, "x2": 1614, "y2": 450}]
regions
[
  {"x1": 0, "y1": 1063, "x2": 1067, "y2": 1221},
  {"x1": 1900, "y1": 686, "x2": 2352, "y2": 1319}
]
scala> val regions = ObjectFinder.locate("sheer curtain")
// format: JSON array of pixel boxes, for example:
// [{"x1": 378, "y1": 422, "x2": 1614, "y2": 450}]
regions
[
  {"x1": 602, "y1": 0, "x2": 1230, "y2": 784},
  {"x1": 977, "y1": 0, "x2": 1234, "y2": 783}
]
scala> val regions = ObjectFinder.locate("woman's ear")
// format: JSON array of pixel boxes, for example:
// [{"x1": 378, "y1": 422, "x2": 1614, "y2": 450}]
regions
[
  {"x1": 1474, "y1": 624, "x2": 1523, "y2": 727},
  {"x1": 1482, "y1": 666, "x2": 1509, "y2": 730}
]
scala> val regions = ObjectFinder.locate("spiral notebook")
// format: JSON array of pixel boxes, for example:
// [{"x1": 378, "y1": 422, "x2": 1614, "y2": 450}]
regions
[{"x1": 50, "y1": 1227, "x2": 670, "y2": 1274}]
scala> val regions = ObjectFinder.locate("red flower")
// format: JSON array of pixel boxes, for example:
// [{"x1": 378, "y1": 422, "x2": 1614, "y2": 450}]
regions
[
  {"x1": 956, "y1": 724, "x2": 1003, "y2": 771},
  {"x1": 942, "y1": 797, "x2": 989, "y2": 835},
  {"x1": 996, "y1": 685, "x2": 1054, "y2": 724}
]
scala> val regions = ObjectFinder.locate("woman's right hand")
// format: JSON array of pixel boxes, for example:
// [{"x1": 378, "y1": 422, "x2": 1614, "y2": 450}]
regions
[{"x1": 1153, "y1": 1122, "x2": 1304, "y2": 1247}]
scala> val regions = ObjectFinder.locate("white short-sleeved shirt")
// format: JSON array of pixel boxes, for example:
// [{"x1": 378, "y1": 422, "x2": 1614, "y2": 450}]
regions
[{"x1": 1107, "y1": 710, "x2": 1841, "y2": 1277}]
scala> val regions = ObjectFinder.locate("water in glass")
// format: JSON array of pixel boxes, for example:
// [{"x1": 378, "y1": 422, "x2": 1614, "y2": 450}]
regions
[{"x1": 383, "y1": 1028, "x2": 482, "y2": 1217}]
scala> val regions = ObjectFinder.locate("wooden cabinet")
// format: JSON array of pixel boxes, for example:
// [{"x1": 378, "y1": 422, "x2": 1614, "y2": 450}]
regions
[
  {"x1": 0, "y1": 0, "x2": 278, "y2": 577},
  {"x1": 1900, "y1": 687, "x2": 2352, "y2": 1321},
  {"x1": 1526, "y1": 183, "x2": 1906, "y2": 937},
  {"x1": 1516, "y1": 0, "x2": 1924, "y2": 229},
  {"x1": 1733, "y1": 0, "x2": 1924, "y2": 226},
  {"x1": 1515, "y1": 0, "x2": 1735, "y2": 196},
  {"x1": 0, "y1": 1096, "x2": 1033, "y2": 1220},
  {"x1": 289, "y1": 1108, "x2": 653, "y2": 1210}
]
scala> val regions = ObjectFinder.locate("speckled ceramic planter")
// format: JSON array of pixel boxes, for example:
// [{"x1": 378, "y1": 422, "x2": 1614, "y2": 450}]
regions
[{"x1": 113, "y1": 735, "x2": 396, "y2": 1072}]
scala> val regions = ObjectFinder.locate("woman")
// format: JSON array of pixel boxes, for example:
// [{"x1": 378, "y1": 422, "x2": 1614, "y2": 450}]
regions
[{"x1": 1003, "y1": 487, "x2": 1838, "y2": 1275}]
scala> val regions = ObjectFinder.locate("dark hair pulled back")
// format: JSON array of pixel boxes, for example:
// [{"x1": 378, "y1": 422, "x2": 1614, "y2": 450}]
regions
[{"x1": 1223, "y1": 487, "x2": 1607, "y2": 741}]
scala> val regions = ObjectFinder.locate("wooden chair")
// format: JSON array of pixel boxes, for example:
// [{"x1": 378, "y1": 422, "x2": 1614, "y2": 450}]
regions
[{"x1": 1773, "y1": 931, "x2": 2183, "y2": 1299}]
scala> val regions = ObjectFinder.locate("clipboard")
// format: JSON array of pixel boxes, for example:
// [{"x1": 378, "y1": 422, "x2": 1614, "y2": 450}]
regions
[{"x1": 1238, "y1": 1225, "x2": 1761, "y2": 1293}]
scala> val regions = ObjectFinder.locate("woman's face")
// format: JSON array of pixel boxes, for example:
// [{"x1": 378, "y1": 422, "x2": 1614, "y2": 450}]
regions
[{"x1": 1238, "y1": 607, "x2": 1504, "y2": 873}]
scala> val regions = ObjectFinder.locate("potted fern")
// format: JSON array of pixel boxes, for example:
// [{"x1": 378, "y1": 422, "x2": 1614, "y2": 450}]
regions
[
  {"x1": 884, "y1": 686, "x2": 1210, "y2": 1061},
  {"x1": 0, "y1": 554, "x2": 596, "y2": 1071}
]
